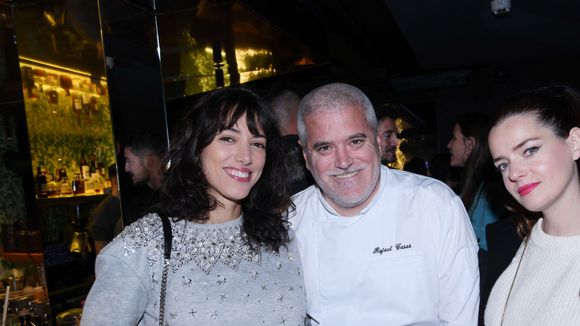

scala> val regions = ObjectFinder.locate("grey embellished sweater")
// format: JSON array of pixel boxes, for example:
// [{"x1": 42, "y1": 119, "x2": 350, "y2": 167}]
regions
[{"x1": 81, "y1": 213, "x2": 307, "y2": 326}]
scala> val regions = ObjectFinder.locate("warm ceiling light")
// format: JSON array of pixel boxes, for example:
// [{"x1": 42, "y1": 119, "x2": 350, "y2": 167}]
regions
[{"x1": 43, "y1": 11, "x2": 56, "y2": 27}]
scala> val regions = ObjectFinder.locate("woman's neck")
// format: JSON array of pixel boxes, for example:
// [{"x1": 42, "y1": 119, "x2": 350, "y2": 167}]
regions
[
  {"x1": 207, "y1": 202, "x2": 242, "y2": 224},
  {"x1": 542, "y1": 184, "x2": 580, "y2": 236},
  {"x1": 542, "y1": 215, "x2": 580, "y2": 236}
]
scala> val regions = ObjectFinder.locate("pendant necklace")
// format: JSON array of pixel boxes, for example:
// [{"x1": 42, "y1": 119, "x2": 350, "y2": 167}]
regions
[{"x1": 500, "y1": 237, "x2": 529, "y2": 326}]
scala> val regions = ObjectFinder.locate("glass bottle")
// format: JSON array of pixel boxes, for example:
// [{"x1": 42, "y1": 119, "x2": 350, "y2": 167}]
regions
[
  {"x1": 57, "y1": 159, "x2": 72, "y2": 195},
  {"x1": 72, "y1": 173, "x2": 85, "y2": 194},
  {"x1": 79, "y1": 151, "x2": 90, "y2": 180},
  {"x1": 35, "y1": 163, "x2": 48, "y2": 198}
]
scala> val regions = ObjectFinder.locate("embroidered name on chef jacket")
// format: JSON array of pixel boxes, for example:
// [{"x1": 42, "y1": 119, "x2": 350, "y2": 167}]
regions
[{"x1": 372, "y1": 243, "x2": 412, "y2": 255}]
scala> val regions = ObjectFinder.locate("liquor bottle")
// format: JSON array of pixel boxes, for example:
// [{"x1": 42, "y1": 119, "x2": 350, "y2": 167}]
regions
[
  {"x1": 56, "y1": 158, "x2": 66, "y2": 182},
  {"x1": 72, "y1": 173, "x2": 85, "y2": 194},
  {"x1": 97, "y1": 160, "x2": 106, "y2": 178},
  {"x1": 79, "y1": 151, "x2": 90, "y2": 180},
  {"x1": 46, "y1": 173, "x2": 60, "y2": 197},
  {"x1": 89, "y1": 155, "x2": 97, "y2": 176},
  {"x1": 36, "y1": 163, "x2": 48, "y2": 198},
  {"x1": 58, "y1": 162, "x2": 72, "y2": 195},
  {"x1": 72, "y1": 93, "x2": 83, "y2": 113}
]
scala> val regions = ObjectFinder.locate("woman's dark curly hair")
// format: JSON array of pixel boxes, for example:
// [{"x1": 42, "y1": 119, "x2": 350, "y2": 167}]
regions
[{"x1": 155, "y1": 87, "x2": 292, "y2": 251}]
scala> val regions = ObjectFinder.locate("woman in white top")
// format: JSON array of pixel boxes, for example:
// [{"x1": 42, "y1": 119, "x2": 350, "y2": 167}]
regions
[{"x1": 485, "y1": 84, "x2": 580, "y2": 326}]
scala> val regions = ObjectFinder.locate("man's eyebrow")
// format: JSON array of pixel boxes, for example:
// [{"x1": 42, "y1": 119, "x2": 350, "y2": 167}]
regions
[
  {"x1": 311, "y1": 141, "x2": 331, "y2": 149},
  {"x1": 310, "y1": 133, "x2": 368, "y2": 149},
  {"x1": 348, "y1": 133, "x2": 368, "y2": 140}
]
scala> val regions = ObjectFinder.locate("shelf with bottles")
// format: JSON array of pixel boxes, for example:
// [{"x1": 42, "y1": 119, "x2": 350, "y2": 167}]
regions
[
  {"x1": 20, "y1": 57, "x2": 117, "y2": 206},
  {"x1": 34, "y1": 154, "x2": 112, "y2": 204},
  {"x1": 19, "y1": 57, "x2": 111, "y2": 131}
]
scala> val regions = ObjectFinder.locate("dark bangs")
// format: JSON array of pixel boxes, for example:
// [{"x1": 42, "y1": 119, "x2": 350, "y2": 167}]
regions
[{"x1": 215, "y1": 93, "x2": 278, "y2": 141}]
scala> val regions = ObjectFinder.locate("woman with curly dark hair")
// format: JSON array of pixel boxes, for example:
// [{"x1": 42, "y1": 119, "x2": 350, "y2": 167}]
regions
[{"x1": 81, "y1": 87, "x2": 307, "y2": 325}]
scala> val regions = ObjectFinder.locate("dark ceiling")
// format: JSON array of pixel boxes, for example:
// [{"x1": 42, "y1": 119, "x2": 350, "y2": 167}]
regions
[
  {"x1": 16, "y1": 0, "x2": 580, "y2": 125},
  {"x1": 235, "y1": 0, "x2": 580, "y2": 152},
  {"x1": 242, "y1": 0, "x2": 580, "y2": 99},
  {"x1": 26, "y1": 0, "x2": 580, "y2": 101}
]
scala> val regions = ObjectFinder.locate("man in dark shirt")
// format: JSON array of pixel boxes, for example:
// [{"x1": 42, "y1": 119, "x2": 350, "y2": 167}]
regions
[
  {"x1": 90, "y1": 164, "x2": 122, "y2": 253},
  {"x1": 122, "y1": 134, "x2": 166, "y2": 225}
]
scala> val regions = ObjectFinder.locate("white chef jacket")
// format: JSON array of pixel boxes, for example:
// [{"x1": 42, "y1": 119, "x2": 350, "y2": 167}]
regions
[{"x1": 290, "y1": 166, "x2": 479, "y2": 325}]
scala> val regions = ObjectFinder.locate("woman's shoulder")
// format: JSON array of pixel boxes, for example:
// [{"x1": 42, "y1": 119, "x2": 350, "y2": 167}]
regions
[
  {"x1": 268, "y1": 228, "x2": 301, "y2": 263},
  {"x1": 102, "y1": 213, "x2": 166, "y2": 258}
]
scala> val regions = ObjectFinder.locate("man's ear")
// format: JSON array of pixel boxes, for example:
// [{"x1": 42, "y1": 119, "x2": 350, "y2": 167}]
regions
[{"x1": 568, "y1": 127, "x2": 580, "y2": 160}]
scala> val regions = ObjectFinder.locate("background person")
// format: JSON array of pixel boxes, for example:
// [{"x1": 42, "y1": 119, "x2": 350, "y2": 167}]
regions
[
  {"x1": 90, "y1": 164, "x2": 122, "y2": 254},
  {"x1": 447, "y1": 112, "x2": 503, "y2": 252},
  {"x1": 81, "y1": 87, "x2": 307, "y2": 325},
  {"x1": 124, "y1": 133, "x2": 165, "y2": 190},
  {"x1": 447, "y1": 113, "x2": 508, "y2": 326},
  {"x1": 267, "y1": 85, "x2": 314, "y2": 194},
  {"x1": 375, "y1": 105, "x2": 400, "y2": 165},
  {"x1": 484, "y1": 85, "x2": 580, "y2": 326},
  {"x1": 292, "y1": 82, "x2": 479, "y2": 325},
  {"x1": 122, "y1": 133, "x2": 166, "y2": 225}
]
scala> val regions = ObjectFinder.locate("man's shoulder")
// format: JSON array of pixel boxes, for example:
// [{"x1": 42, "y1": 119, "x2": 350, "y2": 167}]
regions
[
  {"x1": 385, "y1": 168, "x2": 457, "y2": 200},
  {"x1": 289, "y1": 185, "x2": 319, "y2": 229},
  {"x1": 292, "y1": 184, "x2": 319, "y2": 205}
]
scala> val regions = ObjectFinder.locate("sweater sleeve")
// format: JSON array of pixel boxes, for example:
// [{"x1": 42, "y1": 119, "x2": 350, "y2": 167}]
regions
[
  {"x1": 80, "y1": 252, "x2": 150, "y2": 325},
  {"x1": 436, "y1": 194, "x2": 480, "y2": 325}
]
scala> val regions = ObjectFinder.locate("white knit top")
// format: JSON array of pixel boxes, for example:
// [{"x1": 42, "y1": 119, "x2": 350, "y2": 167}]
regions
[{"x1": 484, "y1": 218, "x2": 580, "y2": 326}]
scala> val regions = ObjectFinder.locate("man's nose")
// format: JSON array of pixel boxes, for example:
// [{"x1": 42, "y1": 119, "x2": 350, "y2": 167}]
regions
[{"x1": 335, "y1": 146, "x2": 353, "y2": 169}]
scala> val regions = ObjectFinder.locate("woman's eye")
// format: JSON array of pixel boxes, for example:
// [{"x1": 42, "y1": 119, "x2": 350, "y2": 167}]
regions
[
  {"x1": 220, "y1": 136, "x2": 235, "y2": 143},
  {"x1": 253, "y1": 142, "x2": 266, "y2": 149},
  {"x1": 524, "y1": 146, "x2": 540, "y2": 156},
  {"x1": 496, "y1": 162, "x2": 508, "y2": 173}
]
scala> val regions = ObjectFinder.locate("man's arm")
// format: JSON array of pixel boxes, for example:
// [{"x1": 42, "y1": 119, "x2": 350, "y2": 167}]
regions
[{"x1": 437, "y1": 195, "x2": 480, "y2": 325}]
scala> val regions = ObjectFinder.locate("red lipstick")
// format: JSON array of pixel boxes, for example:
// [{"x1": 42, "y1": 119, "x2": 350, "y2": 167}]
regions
[{"x1": 517, "y1": 182, "x2": 540, "y2": 196}]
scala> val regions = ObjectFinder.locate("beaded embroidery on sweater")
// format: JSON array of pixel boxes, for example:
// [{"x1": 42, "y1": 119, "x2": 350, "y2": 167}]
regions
[{"x1": 120, "y1": 213, "x2": 263, "y2": 274}]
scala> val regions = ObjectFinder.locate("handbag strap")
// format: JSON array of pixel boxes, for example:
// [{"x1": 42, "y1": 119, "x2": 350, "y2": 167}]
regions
[{"x1": 159, "y1": 215, "x2": 173, "y2": 326}]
